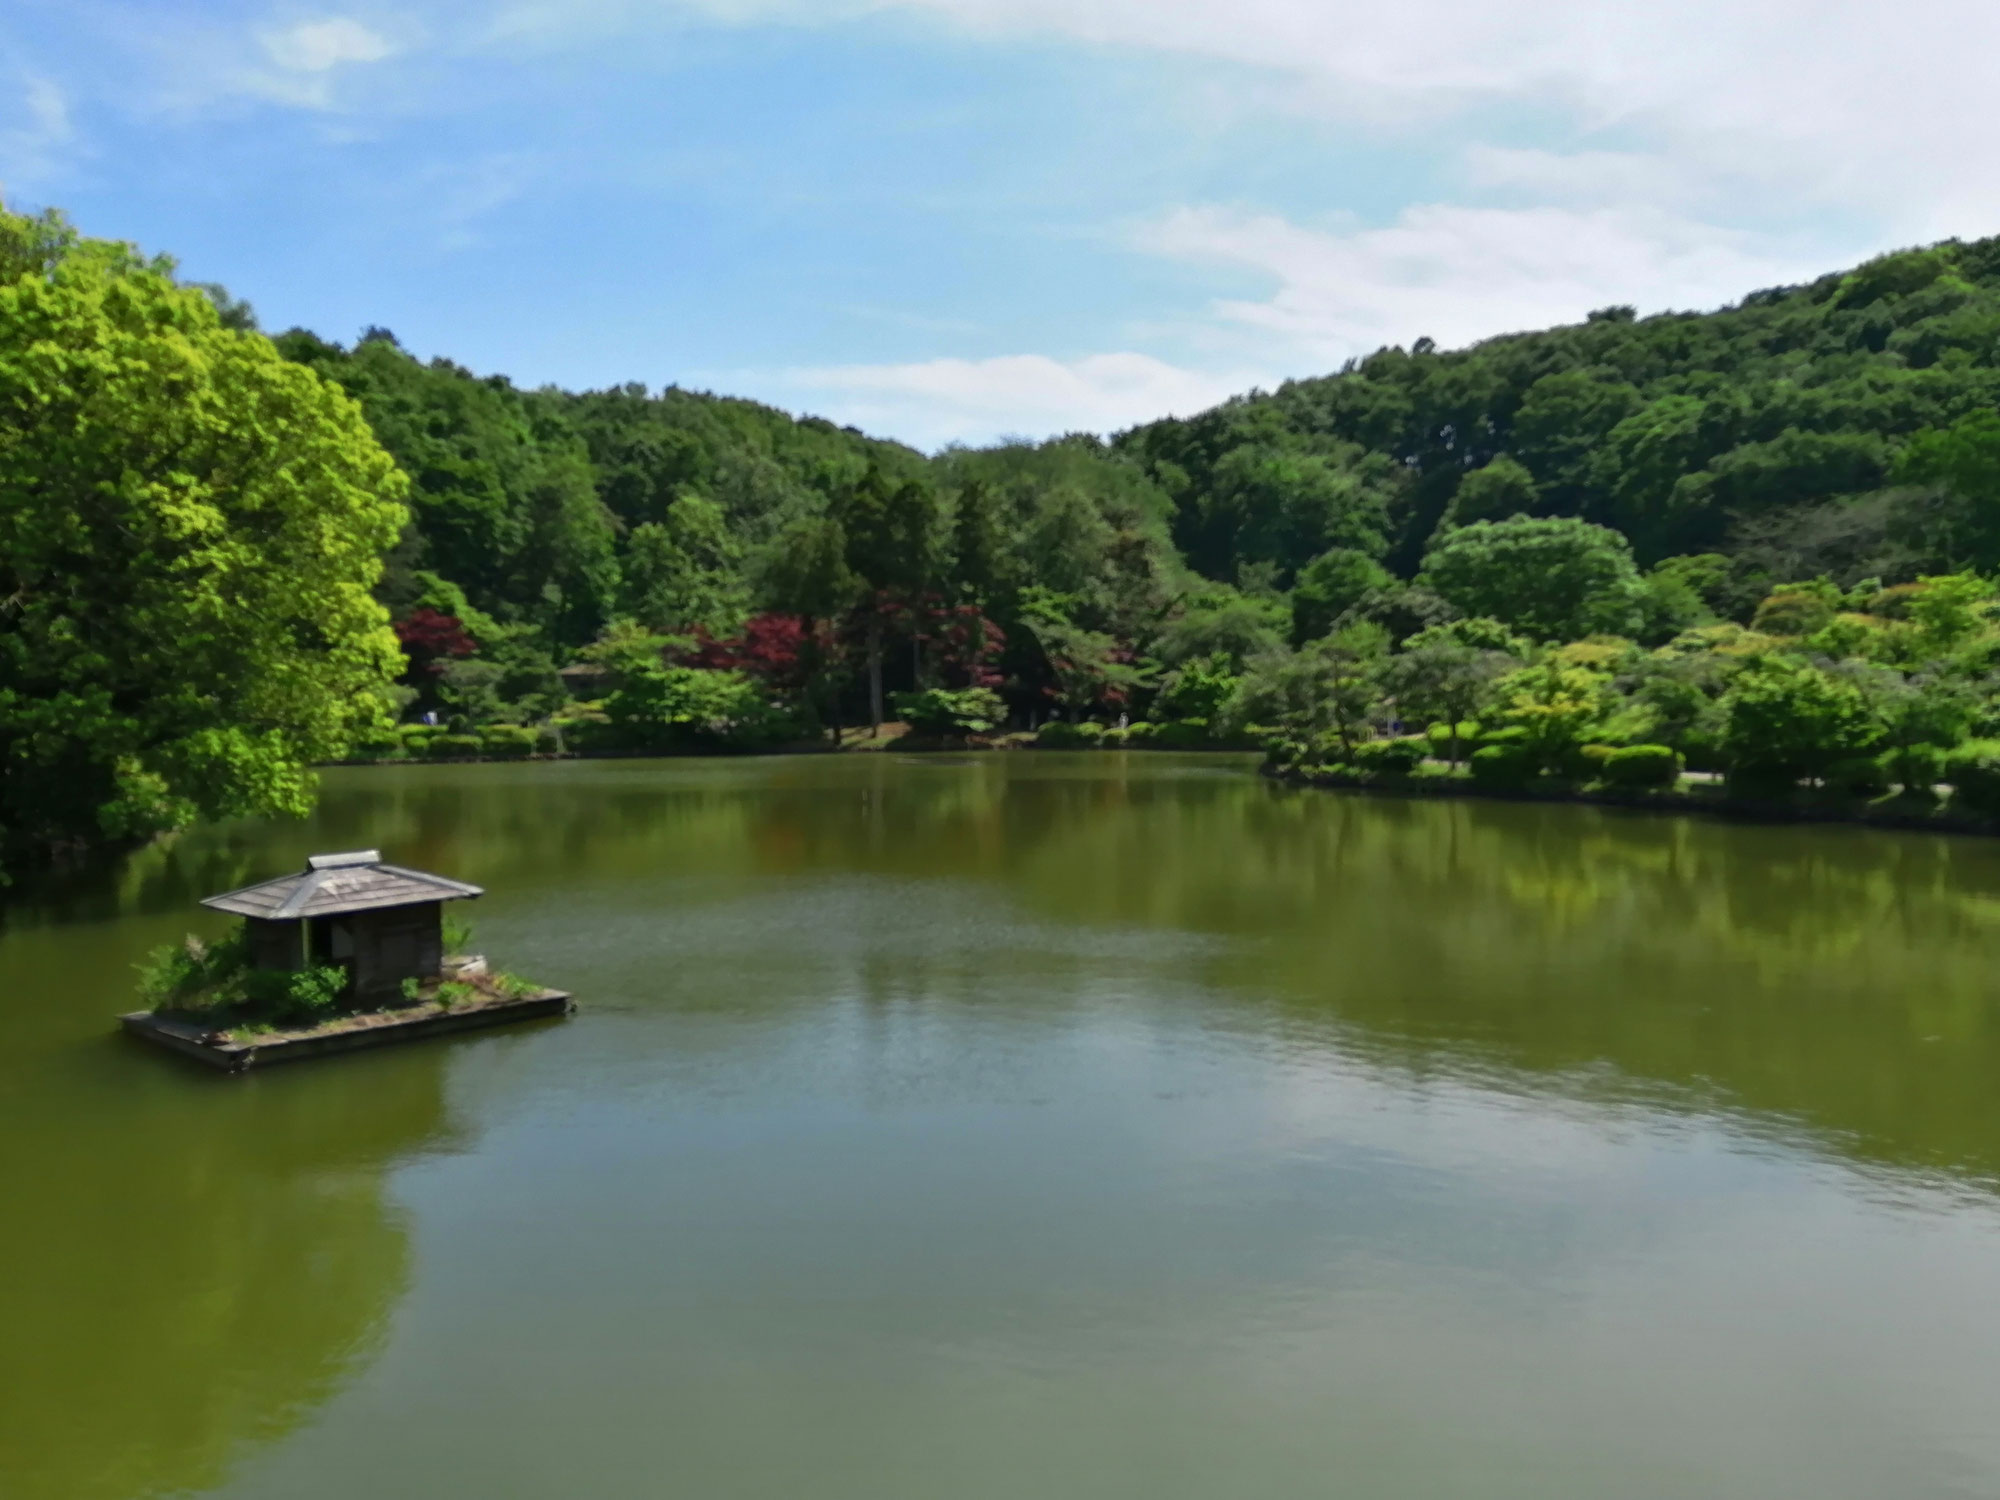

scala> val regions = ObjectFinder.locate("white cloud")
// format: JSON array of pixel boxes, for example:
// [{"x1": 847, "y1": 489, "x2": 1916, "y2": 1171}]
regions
[
  {"x1": 476, "y1": 0, "x2": 2000, "y2": 445},
  {"x1": 771, "y1": 352, "x2": 1260, "y2": 449},
  {"x1": 632, "y1": 0, "x2": 2000, "y2": 236},
  {"x1": 764, "y1": 200, "x2": 1841, "y2": 448},
  {"x1": 0, "y1": 76, "x2": 75, "y2": 193},
  {"x1": 262, "y1": 18, "x2": 396, "y2": 74},
  {"x1": 1144, "y1": 201, "x2": 1839, "y2": 364}
]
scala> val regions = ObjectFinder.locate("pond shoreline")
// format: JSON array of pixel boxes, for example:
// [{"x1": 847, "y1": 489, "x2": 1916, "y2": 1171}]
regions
[
  {"x1": 1263, "y1": 761, "x2": 2000, "y2": 838},
  {"x1": 320, "y1": 737, "x2": 1255, "y2": 767}
]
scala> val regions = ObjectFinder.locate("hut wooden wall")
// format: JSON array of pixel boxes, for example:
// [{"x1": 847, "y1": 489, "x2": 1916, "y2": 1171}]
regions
[{"x1": 351, "y1": 902, "x2": 444, "y2": 1000}]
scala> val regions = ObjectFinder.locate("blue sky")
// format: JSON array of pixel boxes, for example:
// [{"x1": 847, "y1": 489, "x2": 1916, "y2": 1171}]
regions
[{"x1": 3, "y1": 1, "x2": 1994, "y2": 447}]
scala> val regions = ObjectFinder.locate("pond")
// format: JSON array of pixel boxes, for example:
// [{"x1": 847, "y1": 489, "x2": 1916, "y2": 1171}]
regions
[{"x1": 6, "y1": 752, "x2": 2000, "y2": 1499}]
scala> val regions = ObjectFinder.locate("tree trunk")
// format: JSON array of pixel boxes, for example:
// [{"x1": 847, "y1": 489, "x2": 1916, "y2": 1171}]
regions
[{"x1": 868, "y1": 620, "x2": 884, "y2": 734}]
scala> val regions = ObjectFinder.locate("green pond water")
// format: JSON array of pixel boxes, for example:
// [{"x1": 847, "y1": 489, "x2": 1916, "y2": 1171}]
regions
[{"x1": 7, "y1": 752, "x2": 2000, "y2": 1499}]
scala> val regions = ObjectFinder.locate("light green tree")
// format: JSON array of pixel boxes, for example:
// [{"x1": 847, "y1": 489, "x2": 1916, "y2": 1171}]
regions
[{"x1": 0, "y1": 208, "x2": 408, "y2": 868}]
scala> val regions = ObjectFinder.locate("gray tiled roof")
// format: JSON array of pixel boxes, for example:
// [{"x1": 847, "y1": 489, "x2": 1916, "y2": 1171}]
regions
[{"x1": 201, "y1": 852, "x2": 483, "y2": 920}]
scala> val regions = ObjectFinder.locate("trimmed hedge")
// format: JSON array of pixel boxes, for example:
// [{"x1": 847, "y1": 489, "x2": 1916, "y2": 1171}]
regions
[
  {"x1": 348, "y1": 731, "x2": 405, "y2": 761},
  {"x1": 1600, "y1": 744, "x2": 1681, "y2": 787},
  {"x1": 1035, "y1": 720, "x2": 1104, "y2": 748},
  {"x1": 1468, "y1": 744, "x2": 1535, "y2": 785},
  {"x1": 1351, "y1": 736, "x2": 1428, "y2": 774},
  {"x1": 424, "y1": 733, "x2": 484, "y2": 758},
  {"x1": 479, "y1": 725, "x2": 537, "y2": 758}
]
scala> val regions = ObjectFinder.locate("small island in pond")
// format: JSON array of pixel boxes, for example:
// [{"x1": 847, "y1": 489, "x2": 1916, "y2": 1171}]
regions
[{"x1": 121, "y1": 850, "x2": 571, "y2": 1072}]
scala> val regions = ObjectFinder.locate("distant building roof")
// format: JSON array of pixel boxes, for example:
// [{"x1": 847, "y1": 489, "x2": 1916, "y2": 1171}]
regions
[{"x1": 201, "y1": 851, "x2": 484, "y2": 920}]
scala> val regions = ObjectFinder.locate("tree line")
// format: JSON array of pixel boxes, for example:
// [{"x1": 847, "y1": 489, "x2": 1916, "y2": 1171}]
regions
[{"x1": 12, "y1": 199, "x2": 2000, "y2": 870}]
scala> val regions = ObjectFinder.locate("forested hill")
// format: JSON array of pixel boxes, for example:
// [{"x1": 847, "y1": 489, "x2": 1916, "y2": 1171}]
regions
[
  {"x1": 20, "y1": 197, "x2": 2000, "y2": 869},
  {"x1": 1120, "y1": 237, "x2": 2000, "y2": 598},
  {"x1": 273, "y1": 330, "x2": 932, "y2": 648}
]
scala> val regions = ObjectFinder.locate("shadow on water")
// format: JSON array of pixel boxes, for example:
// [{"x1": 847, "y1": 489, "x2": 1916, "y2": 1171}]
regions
[{"x1": 0, "y1": 854, "x2": 465, "y2": 1500}]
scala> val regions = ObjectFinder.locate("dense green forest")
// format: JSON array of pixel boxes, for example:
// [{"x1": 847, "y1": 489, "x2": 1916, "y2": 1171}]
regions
[{"x1": 14, "y1": 199, "x2": 2000, "y2": 870}]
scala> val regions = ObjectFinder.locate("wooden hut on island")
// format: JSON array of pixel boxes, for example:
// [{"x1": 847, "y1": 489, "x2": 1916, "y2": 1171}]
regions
[{"x1": 200, "y1": 850, "x2": 484, "y2": 1004}]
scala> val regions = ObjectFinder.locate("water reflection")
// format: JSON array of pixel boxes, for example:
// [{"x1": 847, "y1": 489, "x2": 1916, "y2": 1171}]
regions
[
  {"x1": 8, "y1": 753, "x2": 2000, "y2": 1499},
  {"x1": 264, "y1": 755, "x2": 2000, "y2": 1190},
  {"x1": 0, "y1": 904, "x2": 458, "y2": 1500}
]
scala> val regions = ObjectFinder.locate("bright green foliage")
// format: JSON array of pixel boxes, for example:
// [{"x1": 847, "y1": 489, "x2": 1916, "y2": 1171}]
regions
[
  {"x1": 137, "y1": 923, "x2": 347, "y2": 1026},
  {"x1": 1487, "y1": 664, "x2": 1618, "y2": 769},
  {"x1": 1722, "y1": 657, "x2": 1880, "y2": 779},
  {"x1": 1154, "y1": 654, "x2": 1241, "y2": 722},
  {"x1": 605, "y1": 666, "x2": 797, "y2": 751},
  {"x1": 1418, "y1": 517, "x2": 1644, "y2": 641},
  {"x1": 0, "y1": 210, "x2": 408, "y2": 866},
  {"x1": 891, "y1": 687, "x2": 1004, "y2": 737},
  {"x1": 1903, "y1": 571, "x2": 1995, "y2": 652}
]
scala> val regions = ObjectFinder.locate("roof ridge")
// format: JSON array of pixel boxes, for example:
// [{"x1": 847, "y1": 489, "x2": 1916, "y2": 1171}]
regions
[
  {"x1": 372, "y1": 863, "x2": 485, "y2": 896},
  {"x1": 273, "y1": 868, "x2": 331, "y2": 920}
]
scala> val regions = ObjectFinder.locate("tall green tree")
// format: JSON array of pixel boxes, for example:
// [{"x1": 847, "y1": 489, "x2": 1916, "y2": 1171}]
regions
[
  {"x1": 0, "y1": 209, "x2": 408, "y2": 867},
  {"x1": 1418, "y1": 516, "x2": 1644, "y2": 641}
]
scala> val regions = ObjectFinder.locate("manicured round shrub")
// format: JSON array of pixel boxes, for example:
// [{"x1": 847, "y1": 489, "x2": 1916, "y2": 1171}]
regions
[
  {"x1": 1472, "y1": 725, "x2": 1531, "y2": 752},
  {"x1": 348, "y1": 731, "x2": 405, "y2": 761},
  {"x1": 554, "y1": 711, "x2": 621, "y2": 752},
  {"x1": 1946, "y1": 739, "x2": 2000, "y2": 812},
  {"x1": 1469, "y1": 744, "x2": 1534, "y2": 785},
  {"x1": 534, "y1": 724, "x2": 566, "y2": 756},
  {"x1": 425, "y1": 733, "x2": 484, "y2": 759},
  {"x1": 479, "y1": 725, "x2": 537, "y2": 758},
  {"x1": 1351, "y1": 737, "x2": 1429, "y2": 774},
  {"x1": 1821, "y1": 755, "x2": 1891, "y2": 797},
  {"x1": 1601, "y1": 744, "x2": 1683, "y2": 787}
]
